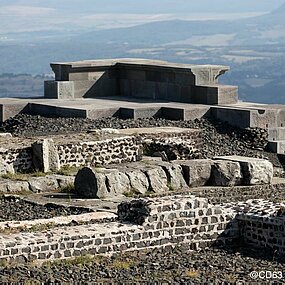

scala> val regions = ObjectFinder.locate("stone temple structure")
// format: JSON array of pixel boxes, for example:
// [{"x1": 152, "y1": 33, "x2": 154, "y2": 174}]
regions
[{"x1": 1, "y1": 58, "x2": 285, "y2": 153}]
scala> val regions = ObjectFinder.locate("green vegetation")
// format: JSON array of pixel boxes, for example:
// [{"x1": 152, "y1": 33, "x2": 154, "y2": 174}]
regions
[
  {"x1": 123, "y1": 188, "x2": 141, "y2": 198},
  {"x1": 111, "y1": 259, "x2": 138, "y2": 270},
  {"x1": 43, "y1": 255, "x2": 106, "y2": 268},
  {"x1": 2, "y1": 172, "x2": 29, "y2": 181},
  {"x1": 59, "y1": 183, "x2": 75, "y2": 194},
  {"x1": 56, "y1": 165, "x2": 81, "y2": 176},
  {"x1": 167, "y1": 182, "x2": 176, "y2": 192},
  {"x1": 1, "y1": 171, "x2": 48, "y2": 181},
  {"x1": 0, "y1": 222, "x2": 55, "y2": 234}
]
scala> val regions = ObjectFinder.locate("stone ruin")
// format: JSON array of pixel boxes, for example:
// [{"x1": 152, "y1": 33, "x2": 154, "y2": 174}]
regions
[{"x1": 0, "y1": 59, "x2": 285, "y2": 267}]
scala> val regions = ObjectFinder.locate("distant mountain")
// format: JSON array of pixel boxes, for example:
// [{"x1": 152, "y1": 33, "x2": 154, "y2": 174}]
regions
[
  {"x1": 1, "y1": 3, "x2": 285, "y2": 73},
  {"x1": 246, "y1": 3, "x2": 285, "y2": 25},
  {"x1": 70, "y1": 4, "x2": 285, "y2": 47},
  {"x1": 73, "y1": 19, "x2": 238, "y2": 45}
]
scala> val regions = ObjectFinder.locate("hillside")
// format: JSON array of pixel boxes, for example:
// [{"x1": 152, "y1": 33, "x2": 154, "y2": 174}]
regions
[{"x1": 1, "y1": 3, "x2": 285, "y2": 102}]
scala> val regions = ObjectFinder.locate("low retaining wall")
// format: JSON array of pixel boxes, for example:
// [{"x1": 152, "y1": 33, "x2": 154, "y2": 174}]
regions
[
  {"x1": 0, "y1": 196, "x2": 285, "y2": 263},
  {"x1": 0, "y1": 147, "x2": 32, "y2": 172},
  {"x1": 0, "y1": 130, "x2": 202, "y2": 173},
  {"x1": 143, "y1": 129, "x2": 202, "y2": 160},
  {"x1": 58, "y1": 136, "x2": 141, "y2": 167},
  {"x1": 234, "y1": 200, "x2": 285, "y2": 253},
  {"x1": 0, "y1": 195, "x2": 236, "y2": 263},
  {"x1": 0, "y1": 136, "x2": 142, "y2": 173}
]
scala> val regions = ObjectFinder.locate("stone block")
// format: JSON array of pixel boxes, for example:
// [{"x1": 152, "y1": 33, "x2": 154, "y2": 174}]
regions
[
  {"x1": 28, "y1": 103, "x2": 58, "y2": 117},
  {"x1": 210, "y1": 160, "x2": 242, "y2": 186},
  {"x1": 87, "y1": 108, "x2": 119, "y2": 120},
  {"x1": 0, "y1": 103, "x2": 30, "y2": 122},
  {"x1": 126, "y1": 170, "x2": 149, "y2": 194},
  {"x1": 6, "y1": 181, "x2": 30, "y2": 193},
  {"x1": 191, "y1": 65, "x2": 230, "y2": 85},
  {"x1": 144, "y1": 166, "x2": 168, "y2": 193},
  {"x1": 174, "y1": 159, "x2": 212, "y2": 187},
  {"x1": 105, "y1": 170, "x2": 131, "y2": 195},
  {"x1": 120, "y1": 107, "x2": 161, "y2": 119},
  {"x1": 211, "y1": 107, "x2": 251, "y2": 129},
  {"x1": 28, "y1": 176, "x2": 59, "y2": 193},
  {"x1": 216, "y1": 85, "x2": 238, "y2": 105},
  {"x1": 184, "y1": 106, "x2": 212, "y2": 120},
  {"x1": 268, "y1": 127, "x2": 285, "y2": 141},
  {"x1": 32, "y1": 139, "x2": 60, "y2": 173},
  {"x1": 161, "y1": 108, "x2": 185, "y2": 120},
  {"x1": 74, "y1": 167, "x2": 108, "y2": 198},
  {"x1": 250, "y1": 109, "x2": 278, "y2": 129},
  {"x1": 267, "y1": 141, "x2": 285, "y2": 154},
  {"x1": 55, "y1": 107, "x2": 87, "y2": 118},
  {"x1": 158, "y1": 162, "x2": 188, "y2": 190},
  {"x1": 44, "y1": 81, "x2": 74, "y2": 99},
  {"x1": 214, "y1": 156, "x2": 273, "y2": 185},
  {"x1": 193, "y1": 85, "x2": 238, "y2": 105},
  {"x1": 0, "y1": 133, "x2": 12, "y2": 138}
]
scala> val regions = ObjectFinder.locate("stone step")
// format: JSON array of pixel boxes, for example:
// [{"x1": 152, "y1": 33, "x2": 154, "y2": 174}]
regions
[
  {"x1": 268, "y1": 127, "x2": 285, "y2": 141},
  {"x1": 267, "y1": 140, "x2": 285, "y2": 154}
]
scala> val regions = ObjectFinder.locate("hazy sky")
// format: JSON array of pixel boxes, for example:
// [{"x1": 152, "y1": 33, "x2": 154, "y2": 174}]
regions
[{"x1": 1, "y1": 0, "x2": 285, "y2": 33}]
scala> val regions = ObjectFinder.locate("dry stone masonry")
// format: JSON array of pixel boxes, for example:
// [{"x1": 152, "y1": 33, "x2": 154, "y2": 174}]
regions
[
  {"x1": 0, "y1": 147, "x2": 32, "y2": 173},
  {"x1": 0, "y1": 136, "x2": 143, "y2": 174}
]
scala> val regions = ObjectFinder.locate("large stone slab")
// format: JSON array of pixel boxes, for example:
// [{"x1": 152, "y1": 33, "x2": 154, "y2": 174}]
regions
[
  {"x1": 214, "y1": 156, "x2": 273, "y2": 185},
  {"x1": 105, "y1": 170, "x2": 131, "y2": 195},
  {"x1": 75, "y1": 167, "x2": 132, "y2": 198},
  {"x1": 32, "y1": 139, "x2": 60, "y2": 173},
  {"x1": 174, "y1": 159, "x2": 212, "y2": 187},
  {"x1": 139, "y1": 160, "x2": 188, "y2": 191},
  {"x1": 143, "y1": 166, "x2": 169, "y2": 193},
  {"x1": 210, "y1": 160, "x2": 242, "y2": 187},
  {"x1": 0, "y1": 180, "x2": 30, "y2": 193},
  {"x1": 126, "y1": 170, "x2": 149, "y2": 194},
  {"x1": 159, "y1": 162, "x2": 188, "y2": 190},
  {"x1": 74, "y1": 167, "x2": 108, "y2": 199},
  {"x1": 28, "y1": 176, "x2": 59, "y2": 193}
]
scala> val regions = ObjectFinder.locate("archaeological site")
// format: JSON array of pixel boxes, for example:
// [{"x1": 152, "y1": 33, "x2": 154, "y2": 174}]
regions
[{"x1": 0, "y1": 58, "x2": 285, "y2": 283}]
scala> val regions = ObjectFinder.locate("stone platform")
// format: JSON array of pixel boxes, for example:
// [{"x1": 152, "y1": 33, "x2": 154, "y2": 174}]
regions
[
  {"x1": 1, "y1": 58, "x2": 285, "y2": 132},
  {"x1": 2, "y1": 96, "x2": 285, "y2": 130}
]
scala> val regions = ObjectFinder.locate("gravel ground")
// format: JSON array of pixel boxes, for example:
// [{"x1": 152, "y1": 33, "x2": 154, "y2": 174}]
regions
[
  {"x1": 0, "y1": 196, "x2": 91, "y2": 222},
  {"x1": 190, "y1": 183, "x2": 285, "y2": 204},
  {"x1": 0, "y1": 115, "x2": 284, "y2": 284},
  {"x1": 0, "y1": 244, "x2": 284, "y2": 284},
  {"x1": 0, "y1": 114, "x2": 281, "y2": 166}
]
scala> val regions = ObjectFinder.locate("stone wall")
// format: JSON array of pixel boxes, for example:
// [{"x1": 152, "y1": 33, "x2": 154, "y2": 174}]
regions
[
  {"x1": 58, "y1": 136, "x2": 141, "y2": 168},
  {"x1": 233, "y1": 200, "x2": 285, "y2": 253},
  {"x1": 0, "y1": 195, "x2": 237, "y2": 263},
  {"x1": 1, "y1": 196, "x2": 285, "y2": 263},
  {"x1": 0, "y1": 131, "x2": 204, "y2": 174},
  {"x1": 143, "y1": 129, "x2": 202, "y2": 160},
  {"x1": 0, "y1": 136, "x2": 142, "y2": 173},
  {"x1": 0, "y1": 147, "x2": 32, "y2": 172}
]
